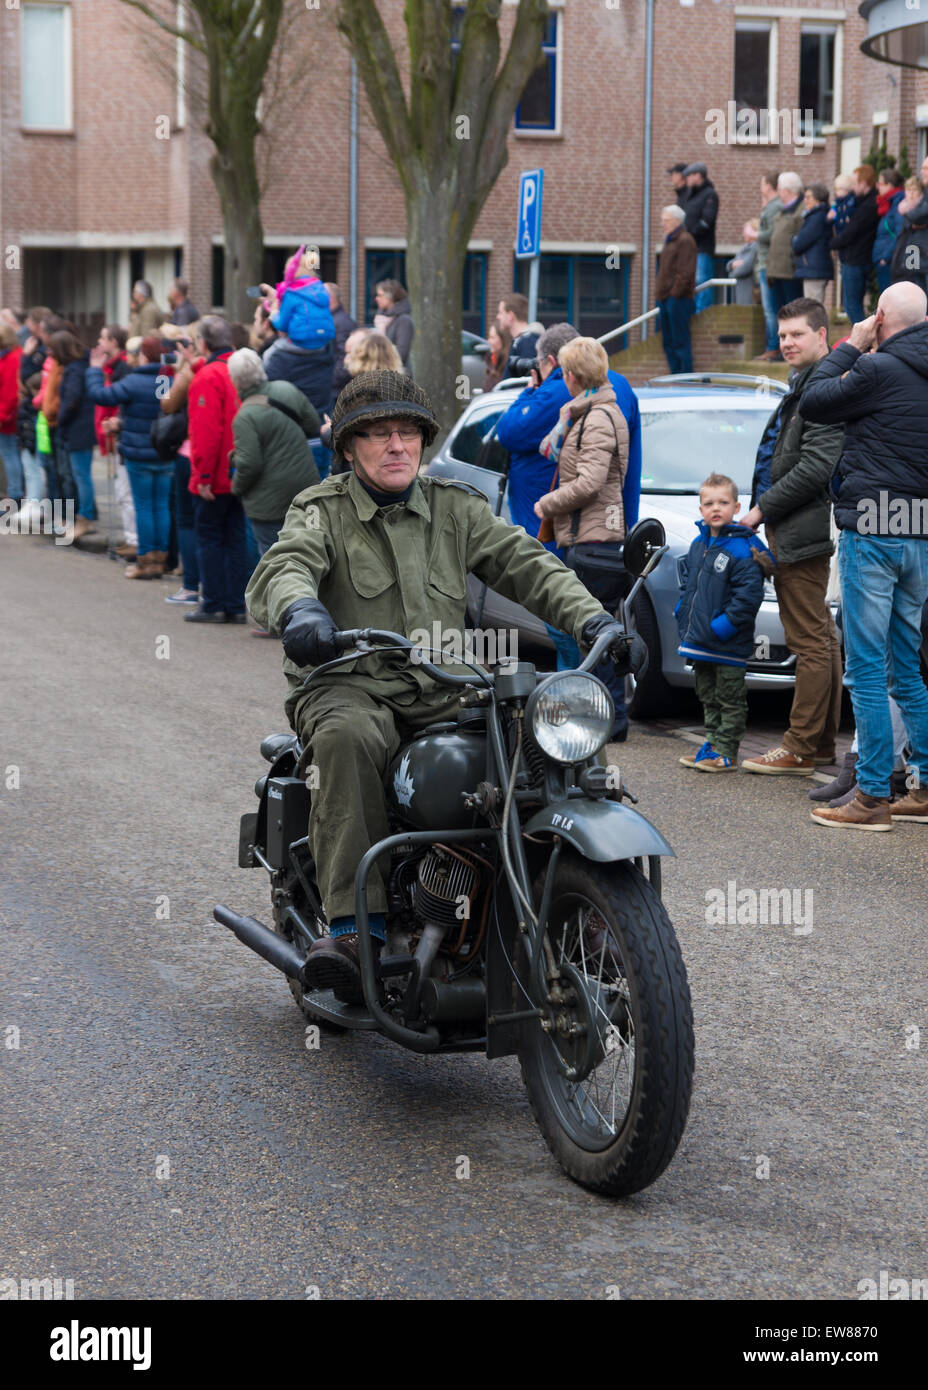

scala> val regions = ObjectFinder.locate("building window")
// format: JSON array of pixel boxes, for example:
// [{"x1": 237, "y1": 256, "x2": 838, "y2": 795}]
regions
[
  {"x1": 918, "y1": 125, "x2": 928, "y2": 169},
  {"x1": 734, "y1": 22, "x2": 773, "y2": 137},
  {"x1": 799, "y1": 26, "x2": 836, "y2": 138},
  {"x1": 513, "y1": 254, "x2": 629, "y2": 348},
  {"x1": 873, "y1": 122, "x2": 888, "y2": 154},
  {"x1": 462, "y1": 253, "x2": 486, "y2": 337},
  {"x1": 22, "y1": 3, "x2": 72, "y2": 131},
  {"x1": 515, "y1": 14, "x2": 559, "y2": 133}
]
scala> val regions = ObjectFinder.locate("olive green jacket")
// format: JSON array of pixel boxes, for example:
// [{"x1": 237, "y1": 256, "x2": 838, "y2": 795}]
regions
[
  {"x1": 757, "y1": 359, "x2": 843, "y2": 565},
  {"x1": 245, "y1": 470, "x2": 604, "y2": 726},
  {"x1": 230, "y1": 380, "x2": 320, "y2": 521}
]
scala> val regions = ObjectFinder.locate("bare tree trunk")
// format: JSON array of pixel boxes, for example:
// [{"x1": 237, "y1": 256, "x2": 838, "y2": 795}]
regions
[
  {"x1": 405, "y1": 169, "x2": 471, "y2": 429},
  {"x1": 212, "y1": 147, "x2": 264, "y2": 324}
]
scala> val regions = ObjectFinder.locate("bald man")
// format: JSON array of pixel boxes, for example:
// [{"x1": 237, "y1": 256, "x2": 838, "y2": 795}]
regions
[{"x1": 799, "y1": 281, "x2": 928, "y2": 830}]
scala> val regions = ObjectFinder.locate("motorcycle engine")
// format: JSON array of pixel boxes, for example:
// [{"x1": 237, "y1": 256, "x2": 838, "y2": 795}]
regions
[{"x1": 413, "y1": 845, "x2": 481, "y2": 929}]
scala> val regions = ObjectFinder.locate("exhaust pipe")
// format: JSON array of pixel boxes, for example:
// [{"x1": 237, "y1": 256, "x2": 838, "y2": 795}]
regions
[{"x1": 214, "y1": 904, "x2": 307, "y2": 982}]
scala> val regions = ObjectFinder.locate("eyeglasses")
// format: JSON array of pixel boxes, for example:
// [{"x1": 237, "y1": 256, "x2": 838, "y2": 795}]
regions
[{"x1": 353, "y1": 425, "x2": 421, "y2": 443}]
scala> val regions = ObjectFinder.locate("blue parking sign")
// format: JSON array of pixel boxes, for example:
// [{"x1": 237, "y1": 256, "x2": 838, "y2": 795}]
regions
[{"x1": 516, "y1": 169, "x2": 544, "y2": 260}]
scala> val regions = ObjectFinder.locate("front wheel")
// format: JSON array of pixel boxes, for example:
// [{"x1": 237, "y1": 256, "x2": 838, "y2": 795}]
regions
[{"x1": 517, "y1": 855, "x2": 693, "y2": 1196}]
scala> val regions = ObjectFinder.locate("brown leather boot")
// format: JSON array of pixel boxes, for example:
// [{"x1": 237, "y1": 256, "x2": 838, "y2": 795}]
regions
[
  {"x1": 890, "y1": 786, "x2": 928, "y2": 823},
  {"x1": 125, "y1": 553, "x2": 158, "y2": 580},
  {"x1": 114, "y1": 542, "x2": 137, "y2": 559},
  {"x1": 810, "y1": 790, "x2": 893, "y2": 832},
  {"x1": 146, "y1": 550, "x2": 167, "y2": 578}
]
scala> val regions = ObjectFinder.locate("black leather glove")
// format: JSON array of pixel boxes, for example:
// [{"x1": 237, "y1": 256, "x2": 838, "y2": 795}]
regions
[
  {"x1": 580, "y1": 613, "x2": 648, "y2": 680},
  {"x1": 280, "y1": 598, "x2": 340, "y2": 668},
  {"x1": 580, "y1": 612, "x2": 626, "y2": 651}
]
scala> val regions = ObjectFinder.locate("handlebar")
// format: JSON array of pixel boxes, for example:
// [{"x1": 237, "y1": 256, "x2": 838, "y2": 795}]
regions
[{"x1": 331, "y1": 629, "x2": 492, "y2": 688}]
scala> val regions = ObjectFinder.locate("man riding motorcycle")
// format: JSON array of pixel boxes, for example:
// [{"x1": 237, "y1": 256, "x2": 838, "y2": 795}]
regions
[{"x1": 244, "y1": 370, "x2": 632, "y2": 1003}]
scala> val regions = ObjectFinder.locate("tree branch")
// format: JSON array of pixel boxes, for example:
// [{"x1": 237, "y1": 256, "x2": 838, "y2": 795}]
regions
[
  {"x1": 335, "y1": 0, "x2": 413, "y2": 185},
  {"x1": 117, "y1": 0, "x2": 206, "y2": 51}
]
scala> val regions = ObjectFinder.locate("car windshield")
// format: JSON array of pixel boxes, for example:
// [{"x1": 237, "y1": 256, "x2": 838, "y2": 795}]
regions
[
  {"x1": 640, "y1": 406, "x2": 771, "y2": 494},
  {"x1": 448, "y1": 407, "x2": 509, "y2": 472}
]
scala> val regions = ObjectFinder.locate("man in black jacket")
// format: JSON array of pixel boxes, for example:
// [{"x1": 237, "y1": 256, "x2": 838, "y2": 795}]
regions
[
  {"x1": 326, "y1": 283, "x2": 357, "y2": 396},
  {"x1": 800, "y1": 281, "x2": 928, "y2": 830},
  {"x1": 831, "y1": 165, "x2": 878, "y2": 326},
  {"x1": 682, "y1": 162, "x2": 719, "y2": 312},
  {"x1": 741, "y1": 298, "x2": 844, "y2": 776}
]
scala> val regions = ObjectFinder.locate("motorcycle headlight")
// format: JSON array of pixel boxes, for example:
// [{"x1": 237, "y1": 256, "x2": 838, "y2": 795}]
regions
[{"x1": 526, "y1": 673, "x2": 614, "y2": 765}]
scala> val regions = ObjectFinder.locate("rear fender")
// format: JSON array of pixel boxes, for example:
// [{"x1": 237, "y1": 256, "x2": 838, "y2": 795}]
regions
[{"x1": 523, "y1": 798, "x2": 674, "y2": 861}]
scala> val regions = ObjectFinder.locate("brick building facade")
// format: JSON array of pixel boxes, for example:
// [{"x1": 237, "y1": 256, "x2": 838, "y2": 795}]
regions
[{"x1": 1, "y1": 0, "x2": 925, "y2": 350}]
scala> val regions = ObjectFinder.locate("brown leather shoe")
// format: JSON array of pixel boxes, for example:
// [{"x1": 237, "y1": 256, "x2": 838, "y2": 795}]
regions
[
  {"x1": 810, "y1": 791, "x2": 893, "y2": 831},
  {"x1": 114, "y1": 542, "x2": 137, "y2": 559},
  {"x1": 125, "y1": 553, "x2": 158, "y2": 579},
  {"x1": 742, "y1": 746, "x2": 815, "y2": 775},
  {"x1": 890, "y1": 787, "x2": 928, "y2": 823},
  {"x1": 303, "y1": 932, "x2": 381, "y2": 1004}
]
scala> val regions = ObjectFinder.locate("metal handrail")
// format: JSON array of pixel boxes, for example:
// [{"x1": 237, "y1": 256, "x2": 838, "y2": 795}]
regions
[{"x1": 597, "y1": 279, "x2": 737, "y2": 347}]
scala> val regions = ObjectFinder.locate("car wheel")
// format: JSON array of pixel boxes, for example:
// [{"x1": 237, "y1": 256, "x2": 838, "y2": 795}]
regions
[{"x1": 625, "y1": 589, "x2": 677, "y2": 721}]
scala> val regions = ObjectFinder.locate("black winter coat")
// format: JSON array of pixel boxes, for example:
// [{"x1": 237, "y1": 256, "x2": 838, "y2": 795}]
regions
[
  {"x1": 830, "y1": 188, "x2": 878, "y2": 267},
  {"x1": 792, "y1": 205, "x2": 833, "y2": 280},
  {"x1": 331, "y1": 304, "x2": 358, "y2": 395},
  {"x1": 683, "y1": 179, "x2": 719, "y2": 255},
  {"x1": 57, "y1": 357, "x2": 97, "y2": 452},
  {"x1": 85, "y1": 362, "x2": 167, "y2": 465},
  {"x1": 799, "y1": 324, "x2": 928, "y2": 537}
]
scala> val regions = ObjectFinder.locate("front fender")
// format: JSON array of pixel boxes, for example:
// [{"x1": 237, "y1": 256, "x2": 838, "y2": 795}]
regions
[{"x1": 524, "y1": 798, "x2": 674, "y2": 861}]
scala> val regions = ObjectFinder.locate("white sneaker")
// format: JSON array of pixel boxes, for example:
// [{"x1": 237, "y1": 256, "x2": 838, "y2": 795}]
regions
[{"x1": 165, "y1": 588, "x2": 199, "y2": 604}]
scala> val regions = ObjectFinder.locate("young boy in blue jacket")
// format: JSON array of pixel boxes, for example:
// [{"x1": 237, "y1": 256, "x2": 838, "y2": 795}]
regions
[{"x1": 675, "y1": 473, "x2": 774, "y2": 771}]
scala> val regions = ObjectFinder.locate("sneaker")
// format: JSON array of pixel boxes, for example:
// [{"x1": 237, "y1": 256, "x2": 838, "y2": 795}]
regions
[
  {"x1": 679, "y1": 739, "x2": 715, "y2": 768},
  {"x1": 165, "y1": 588, "x2": 199, "y2": 604},
  {"x1": 890, "y1": 788, "x2": 928, "y2": 823},
  {"x1": 695, "y1": 753, "x2": 737, "y2": 772},
  {"x1": 741, "y1": 746, "x2": 815, "y2": 775},
  {"x1": 810, "y1": 791, "x2": 892, "y2": 831}
]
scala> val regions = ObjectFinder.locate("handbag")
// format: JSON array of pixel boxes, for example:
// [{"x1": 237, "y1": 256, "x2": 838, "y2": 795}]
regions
[
  {"x1": 536, "y1": 461, "x2": 559, "y2": 543},
  {"x1": 150, "y1": 407, "x2": 188, "y2": 459}
]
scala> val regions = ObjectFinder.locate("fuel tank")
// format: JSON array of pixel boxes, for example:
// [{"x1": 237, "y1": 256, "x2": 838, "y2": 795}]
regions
[{"x1": 385, "y1": 726, "x2": 487, "y2": 830}]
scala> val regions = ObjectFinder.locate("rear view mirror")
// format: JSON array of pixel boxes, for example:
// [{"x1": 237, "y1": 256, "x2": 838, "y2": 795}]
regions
[{"x1": 623, "y1": 518, "x2": 667, "y2": 580}]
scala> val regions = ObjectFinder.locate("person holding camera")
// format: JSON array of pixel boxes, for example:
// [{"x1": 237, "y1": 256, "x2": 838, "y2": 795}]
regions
[{"x1": 498, "y1": 294, "x2": 539, "y2": 375}]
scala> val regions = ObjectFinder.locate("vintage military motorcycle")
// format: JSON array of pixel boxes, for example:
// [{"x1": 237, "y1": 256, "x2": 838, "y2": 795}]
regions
[{"x1": 215, "y1": 520, "x2": 694, "y2": 1196}]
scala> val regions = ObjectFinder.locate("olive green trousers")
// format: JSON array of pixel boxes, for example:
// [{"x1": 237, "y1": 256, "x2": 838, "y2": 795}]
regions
[{"x1": 294, "y1": 681, "x2": 463, "y2": 920}]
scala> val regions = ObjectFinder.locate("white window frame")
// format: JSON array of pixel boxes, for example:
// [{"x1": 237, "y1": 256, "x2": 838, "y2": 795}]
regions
[
  {"x1": 734, "y1": 20, "x2": 777, "y2": 140},
  {"x1": 21, "y1": 1, "x2": 73, "y2": 133},
  {"x1": 799, "y1": 21, "x2": 840, "y2": 139},
  {"x1": 176, "y1": 1, "x2": 187, "y2": 131},
  {"x1": 513, "y1": 6, "x2": 563, "y2": 139}
]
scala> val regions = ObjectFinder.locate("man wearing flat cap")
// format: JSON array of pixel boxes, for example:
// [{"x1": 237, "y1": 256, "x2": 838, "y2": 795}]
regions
[
  {"x1": 244, "y1": 370, "x2": 633, "y2": 1001},
  {"x1": 682, "y1": 162, "x2": 719, "y2": 311}
]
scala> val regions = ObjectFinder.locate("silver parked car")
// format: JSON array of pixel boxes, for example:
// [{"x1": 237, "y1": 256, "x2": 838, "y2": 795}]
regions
[{"x1": 426, "y1": 373, "x2": 804, "y2": 720}]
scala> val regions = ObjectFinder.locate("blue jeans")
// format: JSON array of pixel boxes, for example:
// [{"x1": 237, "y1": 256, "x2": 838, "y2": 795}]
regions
[
  {"x1": 0, "y1": 433, "x2": 24, "y2": 499},
  {"x1": 770, "y1": 277, "x2": 803, "y2": 314},
  {"x1": 126, "y1": 459, "x2": 174, "y2": 555},
  {"x1": 193, "y1": 491, "x2": 248, "y2": 615},
  {"x1": 841, "y1": 264, "x2": 869, "y2": 325},
  {"x1": 250, "y1": 517, "x2": 283, "y2": 557},
  {"x1": 68, "y1": 448, "x2": 95, "y2": 520},
  {"x1": 658, "y1": 297, "x2": 694, "y2": 374},
  {"x1": 173, "y1": 456, "x2": 199, "y2": 590},
  {"x1": 876, "y1": 263, "x2": 893, "y2": 295},
  {"x1": 758, "y1": 268, "x2": 779, "y2": 352},
  {"x1": 838, "y1": 531, "x2": 928, "y2": 796},
  {"x1": 695, "y1": 252, "x2": 715, "y2": 313},
  {"x1": 309, "y1": 438, "x2": 331, "y2": 482},
  {"x1": 19, "y1": 447, "x2": 45, "y2": 500}
]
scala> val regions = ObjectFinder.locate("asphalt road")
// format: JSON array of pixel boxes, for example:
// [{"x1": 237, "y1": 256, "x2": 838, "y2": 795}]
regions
[{"x1": 3, "y1": 533, "x2": 927, "y2": 1301}]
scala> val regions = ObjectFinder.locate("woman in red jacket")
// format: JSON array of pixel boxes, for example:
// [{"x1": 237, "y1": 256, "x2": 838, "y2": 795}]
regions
[{"x1": 0, "y1": 323, "x2": 24, "y2": 502}]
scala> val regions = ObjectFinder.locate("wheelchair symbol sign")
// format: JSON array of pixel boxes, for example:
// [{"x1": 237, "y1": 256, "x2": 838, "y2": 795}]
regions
[{"x1": 516, "y1": 169, "x2": 544, "y2": 260}]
